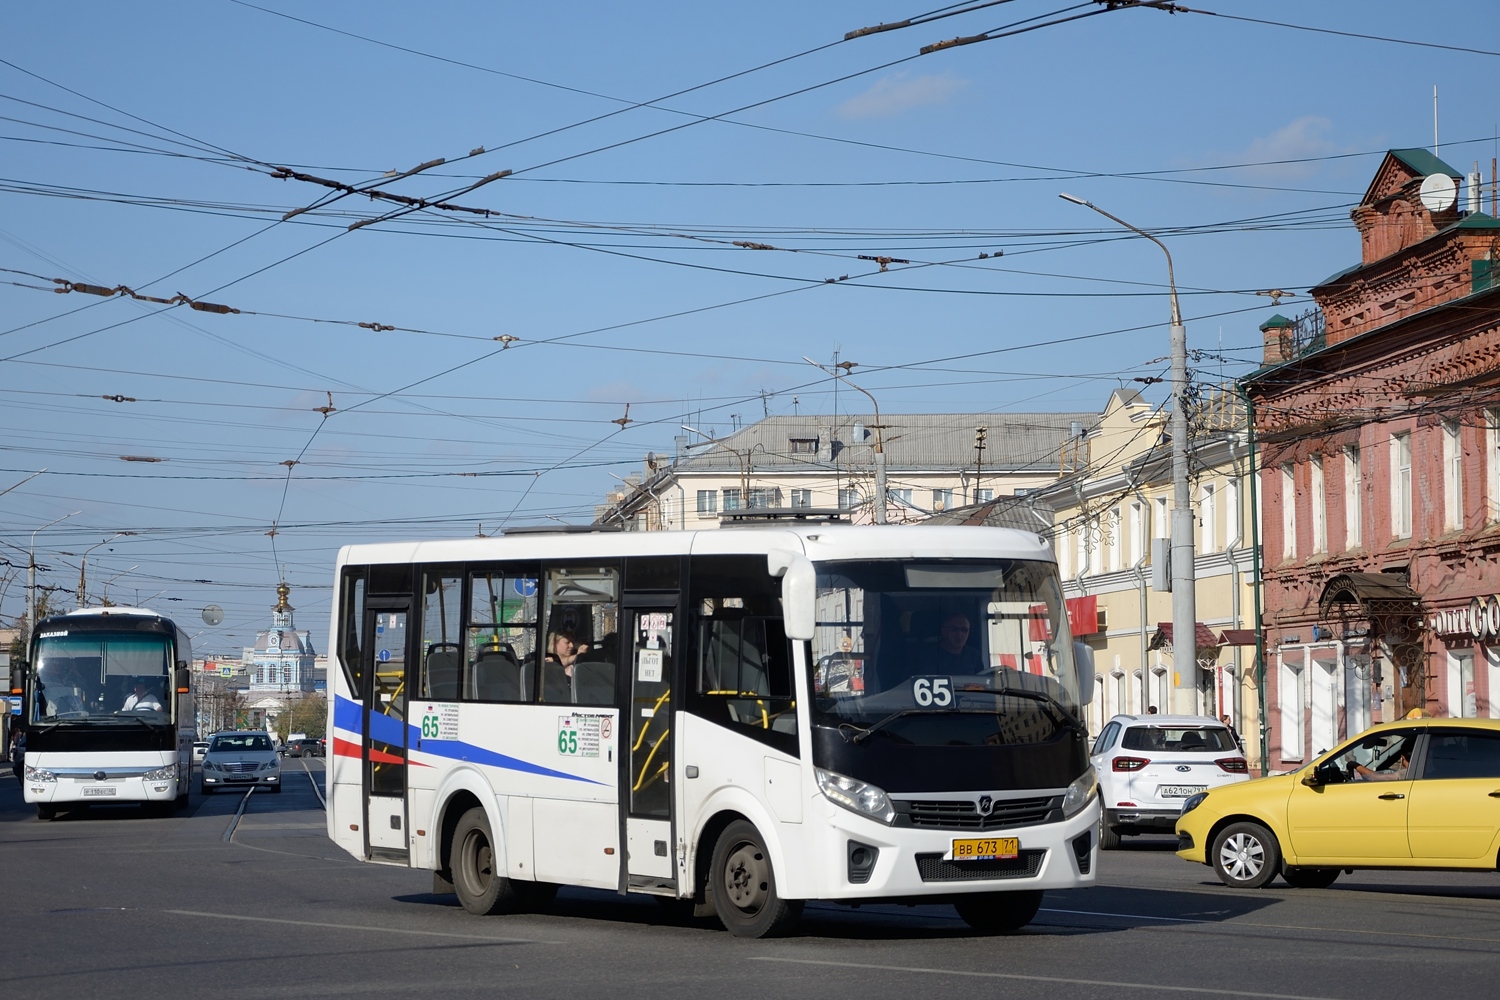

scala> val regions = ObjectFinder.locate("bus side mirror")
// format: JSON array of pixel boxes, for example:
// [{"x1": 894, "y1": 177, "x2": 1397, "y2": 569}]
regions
[
  {"x1": 768, "y1": 550, "x2": 816, "y2": 641},
  {"x1": 175, "y1": 663, "x2": 191, "y2": 694},
  {"x1": 9, "y1": 659, "x2": 25, "y2": 695},
  {"x1": 1073, "y1": 643, "x2": 1096, "y2": 703}
]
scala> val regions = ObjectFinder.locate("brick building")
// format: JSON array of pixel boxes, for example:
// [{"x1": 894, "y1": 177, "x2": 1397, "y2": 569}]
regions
[{"x1": 1245, "y1": 149, "x2": 1500, "y2": 771}]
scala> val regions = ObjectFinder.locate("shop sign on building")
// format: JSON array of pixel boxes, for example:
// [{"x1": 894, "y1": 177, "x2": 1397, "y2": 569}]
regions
[{"x1": 1429, "y1": 596, "x2": 1500, "y2": 641}]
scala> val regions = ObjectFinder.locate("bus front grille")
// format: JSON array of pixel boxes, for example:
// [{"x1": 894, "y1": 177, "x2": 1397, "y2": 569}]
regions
[
  {"x1": 899, "y1": 796, "x2": 1057, "y2": 831},
  {"x1": 914, "y1": 850, "x2": 1046, "y2": 882}
]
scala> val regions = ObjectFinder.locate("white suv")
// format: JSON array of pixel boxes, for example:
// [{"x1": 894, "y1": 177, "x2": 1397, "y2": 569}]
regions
[{"x1": 1090, "y1": 714, "x2": 1248, "y2": 849}]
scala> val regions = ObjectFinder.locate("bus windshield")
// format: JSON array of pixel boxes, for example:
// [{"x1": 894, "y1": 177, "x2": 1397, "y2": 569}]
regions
[
  {"x1": 30, "y1": 631, "x2": 173, "y2": 724},
  {"x1": 811, "y1": 559, "x2": 1080, "y2": 746}
]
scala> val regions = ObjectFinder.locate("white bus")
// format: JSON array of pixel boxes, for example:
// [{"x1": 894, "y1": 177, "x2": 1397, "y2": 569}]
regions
[
  {"x1": 325, "y1": 519, "x2": 1099, "y2": 936},
  {"x1": 14, "y1": 608, "x2": 196, "y2": 819}
]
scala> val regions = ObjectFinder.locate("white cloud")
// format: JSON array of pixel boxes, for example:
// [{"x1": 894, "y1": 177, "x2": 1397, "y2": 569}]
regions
[
  {"x1": 1223, "y1": 116, "x2": 1343, "y2": 180},
  {"x1": 836, "y1": 72, "x2": 967, "y2": 120}
]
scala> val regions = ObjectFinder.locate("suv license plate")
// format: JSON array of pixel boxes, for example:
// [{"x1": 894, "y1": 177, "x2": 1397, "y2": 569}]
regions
[
  {"x1": 83, "y1": 786, "x2": 117, "y2": 797},
  {"x1": 1159, "y1": 784, "x2": 1207, "y2": 798},
  {"x1": 949, "y1": 837, "x2": 1019, "y2": 861}
]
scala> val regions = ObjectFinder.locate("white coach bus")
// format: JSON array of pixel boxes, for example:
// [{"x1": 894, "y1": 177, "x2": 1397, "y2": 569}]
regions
[{"x1": 325, "y1": 517, "x2": 1099, "y2": 936}]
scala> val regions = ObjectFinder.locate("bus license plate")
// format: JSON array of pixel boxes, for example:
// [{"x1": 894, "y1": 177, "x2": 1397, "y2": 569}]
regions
[
  {"x1": 83, "y1": 786, "x2": 117, "y2": 796},
  {"x1": 950, "y1": 837, "x2": 1019, "y2": 861}
]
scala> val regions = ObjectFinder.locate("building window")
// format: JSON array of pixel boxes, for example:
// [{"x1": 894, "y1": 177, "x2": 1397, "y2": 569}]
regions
[
  {"x1": 1129, "y1": 501, "x2": 1145, "y2": 566},
  {"x1": 1056, "y1": 524, "x2": 1071, "y2": 578},
  {"x1": 1488, "y1": 410, "x2": 1500, "y2": 524},
  {"x1": 891, "y1": 488, "x2": 913, "y2": 506},
  {"x1": 837, "y1": 487, "x2": 860, "y2": 510},
  {"x1": 1444, "y1": 421, "x2": 1463, "y2": 532},
  {"x1": 722, "y1": 488, "x2": 742, "y2": 511},
  {"x1": 1108, "y1": 507, "x2": 1122, "y2": 572},
  {"x1": 1225, "y1": 479, "x2": 1240, "y2": 547},
  {"x1": 790, "y1": 488, "x2": 812, "y2": 508},
  {"x1": 1310, "y1": 456, "x2": 1326, "y2": 554},
  {"x1": 696, "y1": 489, "x2": 717, "y2": 515},
  {"x1": 1488, "y1": 646, "x2": 1500, "y2": 719},
  {"x1": 975, "y1": 488, "x2": 995, "y2": 503},
  {"x1": 1200, "y1": 482, "x2": 1217, "y2": 554},
  {"x1": 1448, "y1": 650, "x2": 1477, "y2": 718},
  {"x1": 1153, "y1": 496, "x2": 1168, "y2": 541},
  {"x1": 1281, "y1": 463, "x2": 1296, "y2": 559},
  {"x1": 1344, "y1": 445, "x2": 1362, "y2": 549},
  {"x1": 1076, "y1": 517, "x2": 1089, "y2": 575},
  {"x1": 1280, "y1": 648, "x2": 1306, "y2": 761},
  {"x1": 747, "y1": 487, "x2": 779, "y2": 508},
  {"x1": 932, "y1": 488, "x2": 955, "y2": 511},
  {"x1": 788, "y1": 437, "x2": 817, "y2": 455},
  {"x1": 1391, "y1": 432, "x2": 1412, "y2": 539}
]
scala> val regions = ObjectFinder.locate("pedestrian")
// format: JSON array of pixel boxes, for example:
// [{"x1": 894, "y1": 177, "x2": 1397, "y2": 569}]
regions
[
  {"x1": 1221, "y1": 713, "x2": 1244, "y2": 752},
  {"x1": 1146, "y1": 705, "x2": 1158, "y2": 714}
]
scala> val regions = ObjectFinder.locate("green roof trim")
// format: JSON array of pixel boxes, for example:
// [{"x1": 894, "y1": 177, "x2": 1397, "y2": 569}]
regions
[
  {"x1": 1389, "y1": 147, "x2": 1461, "y2": 178},
  {"x1": 1445, "y1": 211, "x2": 1500, "y2": 231},
  {"x1": 1313, "y1": 261, "x2": 1362, "y2": 289},
  {"x1": 1258, "y1": 313, "x2": 1292, "y2": 331}
]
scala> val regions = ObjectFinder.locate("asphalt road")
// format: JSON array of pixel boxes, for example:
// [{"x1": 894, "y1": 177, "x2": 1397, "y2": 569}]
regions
[{"x1": 2, "y1": 761, "x2": 1497, "y2": 999}]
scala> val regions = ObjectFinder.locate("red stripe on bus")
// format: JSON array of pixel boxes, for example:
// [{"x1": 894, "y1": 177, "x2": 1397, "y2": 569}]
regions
[{"x1": 331, "y1": 736, "x2": 430, "y2": 767}]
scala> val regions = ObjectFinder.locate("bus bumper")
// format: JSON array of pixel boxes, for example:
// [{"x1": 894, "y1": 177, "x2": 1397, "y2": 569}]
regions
[{"x1": 22, "y1": 753, "x2": 181, "y2": 805}]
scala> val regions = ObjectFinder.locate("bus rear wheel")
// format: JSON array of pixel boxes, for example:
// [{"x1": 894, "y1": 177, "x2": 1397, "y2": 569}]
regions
[
  {"x1": 709, "y1": 820, "x2": 802, "y2": 938},
  {"x1": 954, "y1": 890, "x2": 1043, "y2": 934},
  {"x1": 451, "y1": 807, "x2": 529, "y2": 916}
]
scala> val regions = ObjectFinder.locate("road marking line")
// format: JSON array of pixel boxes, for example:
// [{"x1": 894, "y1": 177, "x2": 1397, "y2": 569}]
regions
[
  {"x1": 164, "y1": 909, "x2": 557, "y2": 944},
  {"x1": 1041, "y1": 906, "x2": 1203, "y2": 923},
  {"x1": 301, "y1": 757, "x2": 326, "y2": 810},
  {"x1": 750, "y1": 957, "x2": 1350, "y2": 1000},
  {"x1": 221, "y1": 786, "x2": 254, "y2": 842}
]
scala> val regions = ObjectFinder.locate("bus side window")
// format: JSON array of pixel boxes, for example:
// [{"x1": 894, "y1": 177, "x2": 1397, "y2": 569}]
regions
[
  {"x1": 466, "y1": 567, "x2": 539, "y2": 703},
  {"x1": 338, "y1": 569, "x2": 367, "y2": 698},
  {"x1": 421, "y1": 570, "x2": 462, "y2": 700},
  {"x1": 697, "y1": 615, "x2": 797, "y2": 741}
]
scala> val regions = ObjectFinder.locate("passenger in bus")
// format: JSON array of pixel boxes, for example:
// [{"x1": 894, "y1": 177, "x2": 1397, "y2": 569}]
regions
[
  {"x1": 120, "y1": 678, "x2": 165, "y2": 713},
  {"x1": 542, "y1": 629, "x2": 588, "y2": 702},
  {"x1": 922, "y1": 613, "x2": 986, "y2": 675}
]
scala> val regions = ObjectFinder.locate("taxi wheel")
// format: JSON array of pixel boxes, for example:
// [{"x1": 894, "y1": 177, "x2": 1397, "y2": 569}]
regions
[
  {"x1": 1211, "y1": 821, "x2": 1281, "y2": 889},
  {"x1": 1282, "y1": 866, "x2": 1340, "y2": 889},
  {"x1": 452, "y1": 807, "x2": 528, "y2": 916},
  {"x1": 710, "y1": 820, "x2": 803, "y2": 938},
  {"x1": 954, "y1": 890, "x2": 1043, "y2": 934}
]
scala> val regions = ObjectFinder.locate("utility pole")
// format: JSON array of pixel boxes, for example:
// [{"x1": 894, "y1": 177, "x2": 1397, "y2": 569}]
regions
[
  {"x1": 1061, "y1": 194, "x2": 1197, "y2": 708},
  {"x1": 28, "y1": 511, "x2": 81, "y2": 639},
  {"x1": 974, "y1": 426, "x2": 988, "y2": 503},
  {"x1": 805, "y1": 358, "x2": 886, "y2": 523}
]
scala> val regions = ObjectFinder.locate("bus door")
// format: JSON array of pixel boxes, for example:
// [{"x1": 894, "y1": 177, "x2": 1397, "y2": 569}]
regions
[
  {"x1": 364, "y1": 598, "x2": 411, "y2": 861},
  {"x1": 623, "y1": 599, "x2": 678, "y2": 890}
]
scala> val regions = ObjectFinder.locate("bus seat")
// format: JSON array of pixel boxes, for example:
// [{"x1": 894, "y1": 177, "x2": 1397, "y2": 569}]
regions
[
  {"x1": 471, "y1": 648, "x2": 521, "y2": 701},
  {"x1": 541, "y1": 662, "x2": 572, "y2": 703},
  {"x1": 424, "y1": 644, "x2": 461, "y2": 700},
  {"x1": 573, "y1": 659, "x2": 614, "y2": 705}
]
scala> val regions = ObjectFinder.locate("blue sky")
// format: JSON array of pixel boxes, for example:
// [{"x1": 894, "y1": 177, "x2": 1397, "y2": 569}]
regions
[{"x1": 2, "y1": 0, "x2": 1498, "y2": 654}]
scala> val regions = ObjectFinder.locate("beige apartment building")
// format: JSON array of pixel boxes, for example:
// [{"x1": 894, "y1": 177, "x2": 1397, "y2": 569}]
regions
[{"x1": 594, "y1": 412, "x2": 1098, "y2": 529}]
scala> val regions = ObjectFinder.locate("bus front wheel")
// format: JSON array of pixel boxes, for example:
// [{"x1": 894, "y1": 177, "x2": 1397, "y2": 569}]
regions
[
  {"x1": 709, "y1": 820, "x2": 802, "y2": 938},
  {"x1": 954, "y1": 890, "x2": 1043, "y2": 934},
  {"x1": 451, "y1": 807, "x2": 529, "y2": 916}
]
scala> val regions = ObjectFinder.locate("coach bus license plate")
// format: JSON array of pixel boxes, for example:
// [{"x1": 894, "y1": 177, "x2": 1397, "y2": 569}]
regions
[
  {"x1": 1159, "y1": 784, "x2": 1207, "y2": 798},
  {"x1": 950, "y1": 837, "x2": 1019, "y2": 861},
  {"x1": 83, "y1": 786, "x2": 117, "y2": 796}
]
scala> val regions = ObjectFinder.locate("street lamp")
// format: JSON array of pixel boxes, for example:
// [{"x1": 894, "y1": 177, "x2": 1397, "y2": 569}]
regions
[
  {"x1": 804, "y1": 358, "x2": 887, "y2": 524},
  {"x1": 77, "y1": 531, "x2": 135, "y2": 608},
  {"x1": 98, "y1": 565, "x2": 140, "y2": 607},
  {"x1": 28, "y1": 511, "x2": 82, "y2": 637},
  {"x1": 1060, "y1": 193, "x2": 1197, "y2": 708}
]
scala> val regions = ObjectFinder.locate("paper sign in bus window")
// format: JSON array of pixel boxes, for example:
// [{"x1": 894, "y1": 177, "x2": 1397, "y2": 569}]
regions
[{"x1": 637, "y1": 647, "x2": 664, "y2": 683}]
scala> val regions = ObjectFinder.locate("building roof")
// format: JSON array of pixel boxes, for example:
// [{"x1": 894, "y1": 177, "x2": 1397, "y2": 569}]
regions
[
  {"x1": 925, "y1": 491, "x2": 1055, "y2": 530},
  {"x1": 676, "y1": 412, "x2": 1096, "y2": 475},
  {"x1": 1387, "y1": 147, "x2": 1461, "y2": 179}
]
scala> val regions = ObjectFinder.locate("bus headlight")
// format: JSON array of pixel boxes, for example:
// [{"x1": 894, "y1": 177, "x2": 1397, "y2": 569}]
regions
[
  {"x1": 815, "y1": 768, "x2": 895, "y2": 825},
  {"x1": 24, "y1": 765, "x2": 57, "y2": 783},
  {"x1": 1061, "y1": 766, "x2": 1098, "y2": 818},
  {"x1": 144, "y1": 764, "x2": 178, "y2": 781}
]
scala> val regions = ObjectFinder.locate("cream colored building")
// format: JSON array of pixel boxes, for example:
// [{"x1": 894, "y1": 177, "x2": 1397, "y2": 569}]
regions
[
  {"x1": 594, "y1": 412, "x2": 1098, "y2": 529},
  {"x1": 936, "y1": 387, "x2": 1263, "y2": 767}
]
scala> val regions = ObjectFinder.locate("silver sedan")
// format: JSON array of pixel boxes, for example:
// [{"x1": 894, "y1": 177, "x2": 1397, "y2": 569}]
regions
[{"x1": 200, "y1": 731, "x2": 281, "y2": 794}]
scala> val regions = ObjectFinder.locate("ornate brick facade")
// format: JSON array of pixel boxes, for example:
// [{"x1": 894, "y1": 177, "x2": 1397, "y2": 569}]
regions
[{"x1": 1245, "y1": 150, "x2": 1500, "y2": 771}]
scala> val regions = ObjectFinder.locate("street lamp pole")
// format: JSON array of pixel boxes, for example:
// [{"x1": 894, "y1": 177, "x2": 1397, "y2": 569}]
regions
[
  {"x1": 805, "y1": 358, "x2": 887, "y2": 524},
  {"x1": 77, "y1": 531, "x2": 134, "y2": 608},
  {"x1": 28, "y1": 511, "x2": 82, "y2": 638},
  {"x1": 1060, "y1": 193, "x2": 1197, "y2": 708}
]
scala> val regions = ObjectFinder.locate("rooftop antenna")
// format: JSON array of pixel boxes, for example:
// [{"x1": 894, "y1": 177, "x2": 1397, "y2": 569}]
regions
[{"x1": 1433, "y1": 84, "x2": 1439, "y2": 155}]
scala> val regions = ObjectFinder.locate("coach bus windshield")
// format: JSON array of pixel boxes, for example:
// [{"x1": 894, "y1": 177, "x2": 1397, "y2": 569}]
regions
[
  {"x1": 811, "y1": 560, "x2": 1081, "y2": 747},
  {"x1": 30, "y1": 631, "x2": 174, "y2": 724}
]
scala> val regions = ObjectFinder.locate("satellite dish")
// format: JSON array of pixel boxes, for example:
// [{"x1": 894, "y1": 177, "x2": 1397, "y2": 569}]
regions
[
  {"x1": 1419, "y1": 173, "x2": 1457, "y2": 213},
  {"x1": 202, "y1": 605, "x2": 224, "y2": 626}
]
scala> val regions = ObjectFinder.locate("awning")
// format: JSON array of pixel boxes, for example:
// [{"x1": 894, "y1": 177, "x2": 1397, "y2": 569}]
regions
[
  {"x1": 1218, "y1": 629, "x2": 1259, "y2": 647},
  {"x1": 1318, "y1": 572, "x2": 1423, "y2": 618},
  {"x1": 1148, "y1": 622, "x2": 1222, "y2": 653}
]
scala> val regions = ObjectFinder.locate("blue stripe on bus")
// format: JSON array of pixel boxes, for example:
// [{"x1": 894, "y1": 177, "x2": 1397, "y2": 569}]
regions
[{"x1": 332, "y1": 694, "x2": 602, "y2": 785}]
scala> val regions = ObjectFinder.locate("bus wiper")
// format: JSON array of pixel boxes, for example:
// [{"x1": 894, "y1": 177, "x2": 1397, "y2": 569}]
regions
[{"x1": 850, "y1": 708, "x2": 1015, "y2": 744}]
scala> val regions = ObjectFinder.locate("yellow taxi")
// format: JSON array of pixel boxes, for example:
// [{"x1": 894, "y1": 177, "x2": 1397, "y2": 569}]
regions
[{"x1": 1176, "y1": 718, "x2": 1500, "y2": 888}]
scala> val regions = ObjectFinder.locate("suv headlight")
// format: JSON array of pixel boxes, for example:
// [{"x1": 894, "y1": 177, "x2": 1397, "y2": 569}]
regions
[
  {"x1": 144, "y1": 763, "x2": 178, "y2": 781},
  {"x1": 24, "y1": 765, "x2": 57, "y2": 783},
  {"x1": 815, "y1": 768, "x2": 895, "y2": 824},
  {"x1": 1061, "y1": 766, "x2": 1098, "y2": 818},
  {"x1": 1180, "y1": 791, "x2": 1208, "y2": 816}
]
